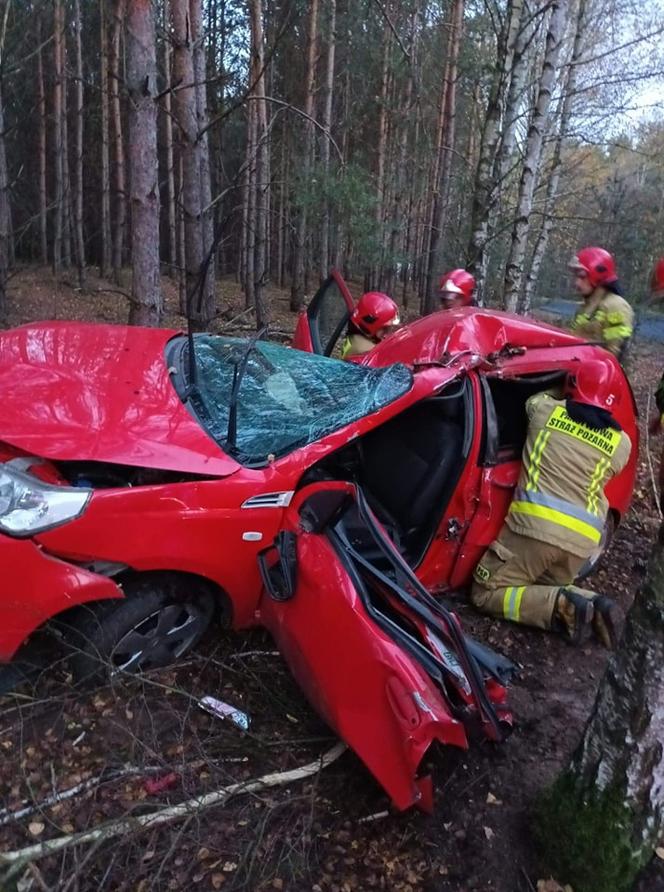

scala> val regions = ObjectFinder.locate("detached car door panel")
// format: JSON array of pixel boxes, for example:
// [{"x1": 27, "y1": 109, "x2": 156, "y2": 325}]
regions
[{"x1": 258, "y1": 485, "x2": 512, "y2": 812}]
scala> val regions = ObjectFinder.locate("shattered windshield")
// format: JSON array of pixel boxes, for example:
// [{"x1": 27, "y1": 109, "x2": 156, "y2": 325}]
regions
[{"x1": 178, "y1": 335, "x2": 412, "y2": 464}]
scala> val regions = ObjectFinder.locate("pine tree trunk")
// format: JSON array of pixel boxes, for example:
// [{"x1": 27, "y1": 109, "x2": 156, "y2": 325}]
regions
[
  {"x1": 424, "y1": 0, "x2": 464, "y2": 314},
  {"x1": 163, "y1": 0, "x2": 177, "y2": 278},
  {"x1": 276, "y1": 124, "x2": 287, "y2": 289},
  {"x1": 171, "y1": 0, "x2": 207, "y2": 328},
  {"x1": 522, "y1": 0, "x2": 585, "y2": 314},
  {"x1": 243, "y1": 98, "x2": 256, "y2": 311},
  {"x1": 111, "y1": 0, "x2": 127, "y2": 284},
  {"x1": 0, "y1": 84, "x2": 9, "y2": 324},
  {"x1": 537, "y1": 526, "x2": 664, "y2": 892},
  {"x1": 73, "y1": 0, "x2": 85, "y2": 287},
  {"x1": 372, "y1": 19, "x2": 391, "y2": 291},
  {"x1": 37, "y1": 15, "x2": 48, "y2": 266},
  {"x1": 100, "y1": 0, "x2": 112, "y2": 277},
  {"x1": 290, "y1": 0, "x2": 318, "y2": 311},
  {"x1": 191, "y1": 0, "x2": 216, "y2": 322},
  {"x1": 248, "y1": 0, "x2": 269, "y2": 327},
  {"x1": 503, "y1": 0, "x2": 567, "y2": 313},
  {"x1": 466, "y1": 0, "x2": 523, "y2": 304},
  {"x1": 126, "y1": 0, "x2": 162, "y2": 325},
  {"x1": 61, "y1": 33, "x2": 72, "y2": 270},
  {"x1": 319, "y1": 0, "x2": 336, "y2": 281},
  {"x1": 52, "y1": 0, "x2": 64, "y2": 274}
]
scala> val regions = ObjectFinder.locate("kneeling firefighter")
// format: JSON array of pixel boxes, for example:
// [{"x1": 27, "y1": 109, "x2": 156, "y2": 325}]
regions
[
  {"x1": 341, "y1": 292, "x2": 400, "y2": 360},
  {"x1": 471, "y1": 360, "x2": 632, "y2": 647}
]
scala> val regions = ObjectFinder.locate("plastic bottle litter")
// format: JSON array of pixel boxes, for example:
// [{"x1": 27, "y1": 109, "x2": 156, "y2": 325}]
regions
[{"x1": 198, "y1": 695, "x2": 250, "y2": 731}]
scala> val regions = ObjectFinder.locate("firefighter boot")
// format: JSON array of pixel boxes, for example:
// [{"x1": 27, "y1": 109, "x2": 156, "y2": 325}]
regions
[
  {"x1": 554, "y1": 588, "x2": 594, "y2": 644},
  {"x1": 592, "y1": 595, "x2": 619, "y2": 649}
]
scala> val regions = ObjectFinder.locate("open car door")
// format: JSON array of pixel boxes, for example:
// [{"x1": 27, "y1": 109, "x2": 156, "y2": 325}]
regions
[
  {"x1": 291, "y1": 270, "x2": 355, "y2": 356},
  {"x1": 258, "y1": 483, "x2": 513, "y2": 812}
]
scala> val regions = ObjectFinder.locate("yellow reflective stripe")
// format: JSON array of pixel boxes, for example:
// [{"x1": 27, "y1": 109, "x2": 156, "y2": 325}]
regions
[
  {"x1": 603, "y1": 324, "x2": 632, "y2": 340},
  {"x1": 605, "y1": 311, "x2": 627, "y2": 324},
  {"x1": 513, "y1": 586, "x2": 525, "y2": 621},
  {"x1": 526, "y1": 429, "x2": 550, "y2": 491},
  {"x1": 587, "y1": 457, "x2": 609, "y2": 514},
  {"x1": 340, "y1": 336, "x2": 351, "y2": 359},
  {"x1": 510, "y1": 501, "x2": 602, "y2": 544},
  {"x1": 502, "y1": 586, "x2": 526, "y2": 622},
  {"x1": 545, "y1": 405, "x2": 621, "y2": 457}
]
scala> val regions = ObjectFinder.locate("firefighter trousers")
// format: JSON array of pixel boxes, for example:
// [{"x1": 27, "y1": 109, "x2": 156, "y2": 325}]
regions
[{"x1": 470, "y1": 526, "x2": 598, "y2": 630}]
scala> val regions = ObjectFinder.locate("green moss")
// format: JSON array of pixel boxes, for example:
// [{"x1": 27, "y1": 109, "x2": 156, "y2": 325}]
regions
[{"x1": 535, "y1": 772, "x2": 649, "y2": 892}]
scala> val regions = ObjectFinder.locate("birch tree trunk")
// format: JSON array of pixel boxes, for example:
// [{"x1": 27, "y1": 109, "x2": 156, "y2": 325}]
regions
[
  {"x1": 496, "y1": 3, "x2": 541, "y2": 192},
  {"x1": 111, "y1": 0, "x2": 127, "y2": 284},
  {"x1": 191, "y1": 0, "x2": 216, "y2": 322},
  {"x1": 52, "y1": 0, "x2": 64, "y2": 274},
  {"x1": 423, "y1": 0, "x2": 464, "y2": 314},
  {"x1": 289, "y1": 0, "x2": 318, "y2": 311},
  {"x1": 537, "y1": 527, "x2": 664, "y2": 892},
  {"x1": 73, "y1": 0, "x2": 85, "y2": 287},
  {"x1": 163, "y1": 0, "x2": 177, "y2": 278},
  {"x1": 37, "y1": 15, "x2": 48, "y2": 266},
  {"x1": 319, "y1": 0, "x2": 336, "y2": 281},
  {"x1": 171, "y1": 0, "x2": 208, "y2": 328},
  {"x1": 100, "y1": 0, "x2": 112, "y2": 277},
  {"x1": 503, "y1": 0, "x2": 567, "y2": 312},
  {"x1": 126, "y1": 0, "x2": 161, "y2": 325},
  {"x1": 466, "y1": 0, "x2": 524, "y2": 304},
  {"x1": 248, "y1": 0, "x2": 269, "y2": 327},
  {"x1": 522, "y1": 0, "x2": 585, "y2": 314}
]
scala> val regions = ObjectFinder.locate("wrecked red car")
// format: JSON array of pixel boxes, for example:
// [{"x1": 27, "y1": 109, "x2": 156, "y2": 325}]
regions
[{"x1": 0, "y1": 278, "x2": 637, "y2": 809}]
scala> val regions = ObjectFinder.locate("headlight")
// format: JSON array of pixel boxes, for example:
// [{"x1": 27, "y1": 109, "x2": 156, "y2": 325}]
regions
[{"x1": 0, "y1": 464, "x2": 91, "y2": 536}]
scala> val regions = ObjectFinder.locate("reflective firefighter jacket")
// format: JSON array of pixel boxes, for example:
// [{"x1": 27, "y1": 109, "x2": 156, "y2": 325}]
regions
[
  {"x1": 341, "y1": 332, "x2": 376, "y2": 360},
  {"x1": 570, "y1": 288, "x2": 634, "y2": 358},
  {"x1": 506, "y1": 394, "x2": 632, "y2": 558}
]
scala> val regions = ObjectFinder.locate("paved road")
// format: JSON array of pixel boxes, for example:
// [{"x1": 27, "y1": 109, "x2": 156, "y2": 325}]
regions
[{"x1": 540, "y1": 298, "x2": 664, "y2": 343}]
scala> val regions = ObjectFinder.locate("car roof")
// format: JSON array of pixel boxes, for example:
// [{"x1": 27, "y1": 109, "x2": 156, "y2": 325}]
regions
[{"x1": 366, "y1": 307, "x2": 584, "y2": 367}]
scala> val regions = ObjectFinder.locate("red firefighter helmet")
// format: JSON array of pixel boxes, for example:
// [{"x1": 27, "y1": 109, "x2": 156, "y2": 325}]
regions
[
  {"x1": 351, "y1": 292, "x2": 400, "y2": 338},
  {"x1": 568, "y1": 247, "x2": 618, "y2": 289},
  {"x1": 565, "y1": 360, "x2": 620, "y2": 413},
  {"x1": 438, "y1": 269, "x2": 476, "y2": 305},
  {"x1": 650, "y1": 257, "x2": 664, "y2": 296}
]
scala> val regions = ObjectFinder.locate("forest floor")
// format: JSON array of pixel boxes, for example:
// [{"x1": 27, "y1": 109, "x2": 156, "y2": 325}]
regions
[{"x1": 0, "y1": 266, "x2": 662, "y2": 892}]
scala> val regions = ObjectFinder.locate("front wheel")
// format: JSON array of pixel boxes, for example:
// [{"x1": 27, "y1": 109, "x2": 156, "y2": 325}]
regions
[
  {"x1": 575, "y1": 514, "x2": 616, "y2": 582},
  {"x1": 68, "y1": 575, "x2": 215, "y2": 684}
]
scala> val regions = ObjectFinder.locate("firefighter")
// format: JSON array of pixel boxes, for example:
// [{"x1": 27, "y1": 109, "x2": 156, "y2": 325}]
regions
[
  {"x1": 438, "y1": 269, "x2": 476, "y2": 309},
  {"x1": 471, "y1": 359, "x2": 632, "y2": 648},
  {"x1": 569, "y1": 246, "x2": 634, "y2": 359},
  {"x1": 341, "y1": 292, "x2": 400, "y2": 360},
  {"x1": 647, "y1": 257, "x2": 664, "y2": 505}
]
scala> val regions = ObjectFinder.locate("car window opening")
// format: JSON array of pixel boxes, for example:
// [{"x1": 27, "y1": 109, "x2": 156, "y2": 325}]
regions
[
  {"x1": 299, "y1": 379, "x2": 471, "y2": 566},
  {"x1": 484, "y1": 371, "x2": 567, "y2": 464}
]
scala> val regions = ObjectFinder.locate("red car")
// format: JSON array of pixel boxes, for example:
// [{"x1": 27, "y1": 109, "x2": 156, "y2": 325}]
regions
[{"x1": 0, "y1": 273, "x2": 637, "y2": 810}]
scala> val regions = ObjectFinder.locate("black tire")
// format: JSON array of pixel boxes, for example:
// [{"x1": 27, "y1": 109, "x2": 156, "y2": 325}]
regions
[
  {"x1": 68, "y1": 575, "x2": 215, "y2": 684},
  {"x1": 575, "y1": 513, "x2": 616, "y2": 582}
]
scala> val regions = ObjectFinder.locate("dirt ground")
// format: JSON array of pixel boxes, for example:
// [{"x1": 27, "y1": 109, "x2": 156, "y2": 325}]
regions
[{"x1": 0, "y1": 267, "x2": 662, "y2": 892}]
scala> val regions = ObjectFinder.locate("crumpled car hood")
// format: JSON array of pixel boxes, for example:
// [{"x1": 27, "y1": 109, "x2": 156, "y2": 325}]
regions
[{"x1": 0, "y1": 322, "x2": 240, "y2": 476}]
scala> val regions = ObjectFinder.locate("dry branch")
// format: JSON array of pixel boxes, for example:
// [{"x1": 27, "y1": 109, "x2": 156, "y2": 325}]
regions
[{"x1": 0, "y1": 742, "x2": 347, "y2": 868}]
